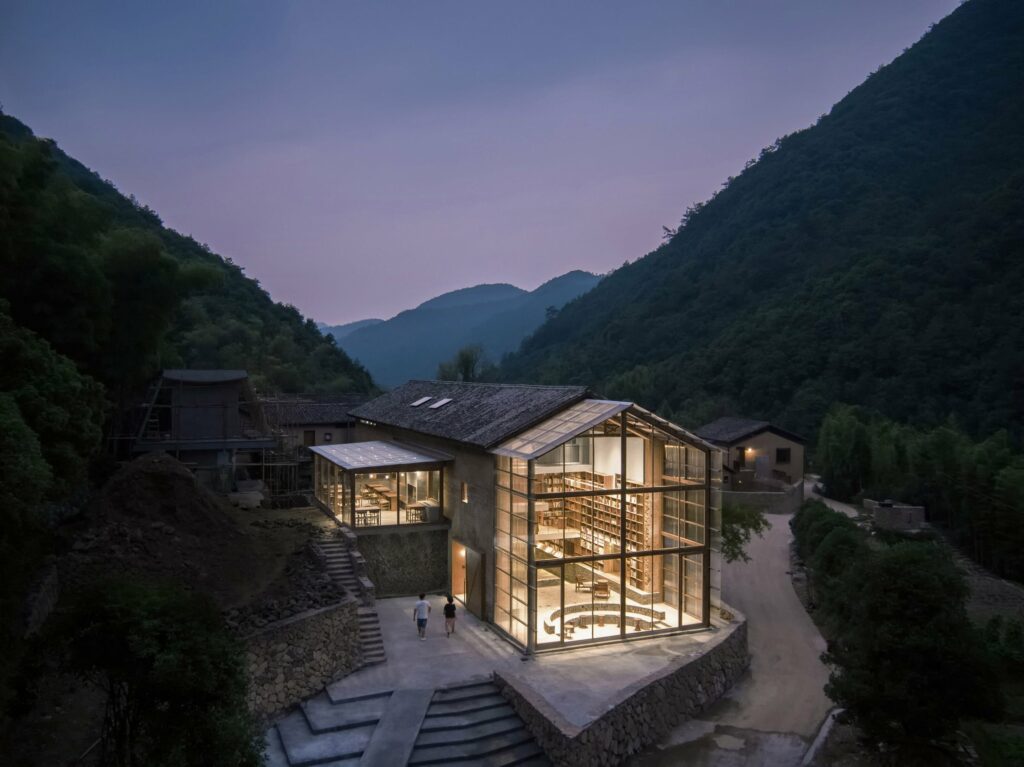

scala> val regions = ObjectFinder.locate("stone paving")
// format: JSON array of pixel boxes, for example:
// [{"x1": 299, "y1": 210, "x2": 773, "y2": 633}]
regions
[{"x1": 329, "y1": 593, "x2": 728, "y2": 728}]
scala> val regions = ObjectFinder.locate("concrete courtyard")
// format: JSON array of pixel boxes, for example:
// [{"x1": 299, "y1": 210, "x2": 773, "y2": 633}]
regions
[{"x1": 329, "y1": 592, "x2": 733, "y2": 729}]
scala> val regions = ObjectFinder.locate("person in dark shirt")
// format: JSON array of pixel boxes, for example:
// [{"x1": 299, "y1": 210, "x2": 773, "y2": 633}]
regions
[{"x1": 443, "y1": 595, "x2": 457, "y2": 637}]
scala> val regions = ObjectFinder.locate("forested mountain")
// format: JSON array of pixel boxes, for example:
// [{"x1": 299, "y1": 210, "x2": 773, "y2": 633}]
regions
[
  {"x1": 502, "y1": 0, "x2": 1024, "y2": 442},
  {"x1": 319, "y1": 318, "x2": 384, "y2": 340},
  {"x1": 0, "y1": 113, "x2": 375, "y2": 398},
  {"x1": 329, "y1": 270, "x2": 600, "y2": 387}
]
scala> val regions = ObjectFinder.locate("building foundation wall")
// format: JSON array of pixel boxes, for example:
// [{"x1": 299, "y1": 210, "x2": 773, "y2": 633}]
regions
[{"x1": 495, "y1": 610, "x2": 749, "y2": 767}]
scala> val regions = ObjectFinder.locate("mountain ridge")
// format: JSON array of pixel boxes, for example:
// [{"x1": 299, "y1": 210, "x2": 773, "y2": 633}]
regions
[
  {"x1": 326, "y1": 270, "x2": 600, "y2": 387},
  {"x1": 500, "y1": 0, "x2": 1024, "y2": 441}
]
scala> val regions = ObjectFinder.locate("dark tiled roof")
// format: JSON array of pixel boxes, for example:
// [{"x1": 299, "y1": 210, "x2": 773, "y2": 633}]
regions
[
  {"x1": 262, "y1": 399, "x2": 369, "y2": 426},
  {"x1": 694, "y1": 416, "x2": 805, "y2": 445},
  {"x1": 162, "y1": 369, "x2": 248, "y2": 384},
  {"x1": 350, "y1": 380, "x2": 591, "y2": 449}
]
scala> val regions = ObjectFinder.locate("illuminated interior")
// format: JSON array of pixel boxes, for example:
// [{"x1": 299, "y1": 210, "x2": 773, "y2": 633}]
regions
[{"x1": 491, "y1": 402, "x2": 718, "y2": 650}]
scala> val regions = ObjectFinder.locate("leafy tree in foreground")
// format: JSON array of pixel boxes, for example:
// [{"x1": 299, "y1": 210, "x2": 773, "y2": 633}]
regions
[
  {"x1": 57, "y1": 579, "x2": 262, "y2": 767},
  {"x1": 824, "y1": 542, "x2": 1001, "y2": 744},
  {"x1": 720, "y1": 502, "x2": 770, "y2": 563}
]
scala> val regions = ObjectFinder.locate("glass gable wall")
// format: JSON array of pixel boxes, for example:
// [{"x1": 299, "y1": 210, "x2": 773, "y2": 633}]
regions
[{"x1": 492, "y1": 403, "x2": 718, "y2": 651}]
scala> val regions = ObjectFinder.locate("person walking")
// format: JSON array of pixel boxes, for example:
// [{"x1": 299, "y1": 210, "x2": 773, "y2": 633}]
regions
[
  {"x1": 443, "y1": 595, "x2": 457, "y2": 638},
  {"x1": 413, "y1": 593, "x2": 431, "y2": 640}
]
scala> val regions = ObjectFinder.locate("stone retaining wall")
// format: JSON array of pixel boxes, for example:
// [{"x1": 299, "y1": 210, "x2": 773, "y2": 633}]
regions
[
  {"x1": 355, "y1": 525, "x2": 449, "y2": 597},
  {"x1": 722, "y1": 478, "x2": 803, "y2": 516},
  {"x1": 495, "y1": 610, "x2": 749, "y2": 767},
  {"x1": 245, "y1": 598, "x2": 362, "y2": 721}
]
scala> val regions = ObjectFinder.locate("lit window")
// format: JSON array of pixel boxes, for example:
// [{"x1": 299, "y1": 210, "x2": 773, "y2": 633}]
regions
[
  {"x1": 429, "y1": 398, "x2": 453, "y2": 409},
  {"x1": 461, "y1": 481, "x2": 469, "y2": 503},
  {"x1": 410, "y1": 397, "x2": 432, "y2": 407}
]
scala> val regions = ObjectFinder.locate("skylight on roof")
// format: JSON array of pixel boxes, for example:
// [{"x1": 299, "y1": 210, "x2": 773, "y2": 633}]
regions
[
  {"x1": 410, "y1": 397, "x2": 432, "y2": 407},
  {"x1": 428, "y1": 397, "x2": 453, "y2": 409}
]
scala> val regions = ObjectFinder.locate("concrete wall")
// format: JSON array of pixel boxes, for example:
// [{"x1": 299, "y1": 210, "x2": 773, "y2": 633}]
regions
[
  {"x1": 725, "y1": 431, "x2": 804, "y2": 484},
  {"x1": 722, "y1": 478, "x2": 803, "y2": 516},
  {"x1": 496, "y1": 610, "x2": 749, "y2": 767},
  {"x1": 864, "y1": 499, "x2": 926, "y2": 531},
  {"x1": 355, "y1": 525, "x2": 450, "y2": 597},
  {"x1": 354, "y1": 423, "x2": 497, "y2": 616},
  {"x1": 172, "y1": 381, "x2": 242, "y2": 440},
  {"x1": 244, "y1": 598, "x2": 362, "y2": 722}
]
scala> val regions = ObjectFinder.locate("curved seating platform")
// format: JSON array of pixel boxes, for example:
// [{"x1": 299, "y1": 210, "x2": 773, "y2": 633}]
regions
[{"x1": 542, "y1": 603, "x2": 668, "y2": 635}]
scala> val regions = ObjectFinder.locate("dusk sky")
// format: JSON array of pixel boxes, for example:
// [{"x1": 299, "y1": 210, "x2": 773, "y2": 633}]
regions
[{"x1": 1, "y1": 1, "x2": 959, "y2": 324}]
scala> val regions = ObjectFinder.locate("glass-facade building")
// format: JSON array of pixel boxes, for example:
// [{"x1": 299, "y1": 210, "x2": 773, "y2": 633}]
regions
[
  {"x1": 312, "y1": 391, "x2": 721, "y2": 655},
  {"x1": 311, "y1": 441, "x2": 447, "y2": 527},
  {"x1": 491, "y1": 400, "x2": 720, "y2": 651}
]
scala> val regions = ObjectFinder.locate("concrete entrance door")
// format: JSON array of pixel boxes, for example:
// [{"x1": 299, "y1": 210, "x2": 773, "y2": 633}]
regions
[{"x1": 451, "y1": 541, "x2": 484, "y2": 618}]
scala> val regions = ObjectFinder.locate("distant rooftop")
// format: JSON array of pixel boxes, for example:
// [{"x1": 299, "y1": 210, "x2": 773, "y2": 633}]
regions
[
  {"x1": 694, "y1": 417, "x2": 804, "y2": 445},
  {"x1": 162, "y1": 369, "x2": 248, "y2": 384},
  {"x1": 262, "y1": 398, "x2": 369, "y2": 426},
  {"x1": 349, "y1": 380, "x2": 591, "y2": 450},
  {"x1": 310, "y1": 440, "x2": 452, "y2": 471}
]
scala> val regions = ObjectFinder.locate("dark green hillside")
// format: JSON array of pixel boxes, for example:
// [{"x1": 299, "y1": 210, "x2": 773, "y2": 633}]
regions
[
  {"x1": 0, "y1": 114, "x2": 375, "y2": 396},
  {"x1": 502, "y1": 0, "x2": 1024, "y2": 441}
]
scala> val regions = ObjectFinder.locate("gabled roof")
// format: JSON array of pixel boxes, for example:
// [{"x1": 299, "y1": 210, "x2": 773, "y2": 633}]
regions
[
  {"x1": 492, "y1": 399, "x2": 630, "y2": 460},
  {"x1": 349, "y1": 380, "x2": 590, "y2": 450},
  {"x1": 262, "y1": 399, "x2": 368, "y2": 426},
  {"x1": 693, "y1": 416, "x2": 805, "y2": 445},
  {"x1": 162, "y1": 369, "x2": 248, "y2": 384}
]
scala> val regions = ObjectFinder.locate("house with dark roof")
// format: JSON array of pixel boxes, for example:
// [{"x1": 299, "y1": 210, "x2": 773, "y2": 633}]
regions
[
  {"x1": 130, "y1": 370, "x2": 277, "y2": 491},
  {"x1": 693, "y1": 417, "x2": 805, "y2": 486},
  {"x1": 311, "y1": 380, "x2": 724, "y2": 654},
  {"x1": 262, "y1": 397, "x2": 369, "y2": 449}
]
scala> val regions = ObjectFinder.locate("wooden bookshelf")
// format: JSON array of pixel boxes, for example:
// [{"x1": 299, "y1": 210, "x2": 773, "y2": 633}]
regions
[{"x1": 543, "y1": 473, "x2": 653, "y2": 589}]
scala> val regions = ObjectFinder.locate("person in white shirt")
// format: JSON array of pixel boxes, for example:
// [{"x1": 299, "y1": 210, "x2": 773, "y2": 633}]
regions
[{"x1": 413, "y1": 593, "x2": 431, "y2": 640}]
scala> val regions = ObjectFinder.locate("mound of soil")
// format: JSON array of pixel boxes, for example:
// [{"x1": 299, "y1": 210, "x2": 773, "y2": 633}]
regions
[{"x1": 62, "y1": 453, "x2": 320, "y2": 610}]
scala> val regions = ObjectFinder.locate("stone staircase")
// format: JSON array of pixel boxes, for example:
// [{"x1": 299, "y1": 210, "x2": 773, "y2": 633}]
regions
[
  {"x1": 409, "y1": 680, "x2": 551, "y2": 766},
  {"x1": 265, "y1": 689, "x2": 391, "y2": 766},
  {"x1": 317, "y1": 536, "x2": 361, "y2": 595},
  {"x1": 316, "y1": 534, "x2": 386, "y2": 668},
  {"x1": 265, "y1": 678, "x2": 549, "y2": 767}
]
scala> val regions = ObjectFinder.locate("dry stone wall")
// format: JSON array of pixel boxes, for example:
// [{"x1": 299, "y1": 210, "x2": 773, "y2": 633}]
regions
[
  {"x1": 356, "y1": 526, "x2": 448, "y2": 597},
  {"x1": 496, "y1": 612, "x2": 749, "y2": 767},
  {"x1": 245, "y1": 598, "x2": 361, "y2": 721}
]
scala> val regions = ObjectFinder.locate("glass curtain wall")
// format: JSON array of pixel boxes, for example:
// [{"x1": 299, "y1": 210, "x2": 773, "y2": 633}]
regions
[
  {"x1": 494, "y1": 408, "x2": 716, "y2": 652},
  {"x1": 312, "y1": 455, "x2": 441, "y2": 527}
]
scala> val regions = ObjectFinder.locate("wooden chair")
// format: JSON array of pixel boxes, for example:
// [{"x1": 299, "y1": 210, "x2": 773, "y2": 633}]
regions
[
  {"x1": 593, "y1": 581, "x2": 610, "y2": 600},
  {"x1": 575, "y1": 575, "x2": 591, "y2": 592}
]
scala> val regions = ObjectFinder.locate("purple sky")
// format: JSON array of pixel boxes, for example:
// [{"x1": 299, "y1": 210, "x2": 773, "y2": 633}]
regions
[{"x1": 1, "y1": 1, "x2": 958, "y2": 324}]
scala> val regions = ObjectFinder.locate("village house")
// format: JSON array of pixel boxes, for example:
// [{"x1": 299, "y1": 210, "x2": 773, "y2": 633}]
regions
[
  {"x1": 693, "y1": 416, "x2": 805, "y2": 488},
  {"x1": 310, "y1": 380, "x2": 723, "y2": 653}
]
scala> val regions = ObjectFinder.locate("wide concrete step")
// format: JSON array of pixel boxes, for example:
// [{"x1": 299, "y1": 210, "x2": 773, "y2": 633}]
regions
[
  {"x1": 415, "y1": 717, "x2": 526, "y2": 747},
  {"x1": 426, "y1": 693, "x2": 507, "y2": 716},
  {"x1": 264, "y1": 725, "x2": 290, "y2": 767},
  {"x1": 276, "y1": 710, "x2": 375, "y2": 766},
  {"x1": 408, "y1": 728, "x2": 534, "y2": 764},
  {"x1": 422, "y1": 703, "x2": 518, "y2": 730},
  {"x1": 431, "y1": 681, "x2": 501, "y2": 703},
  {"x1": 301, "y1": 690, "x2": 391, "y2": 732}
]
